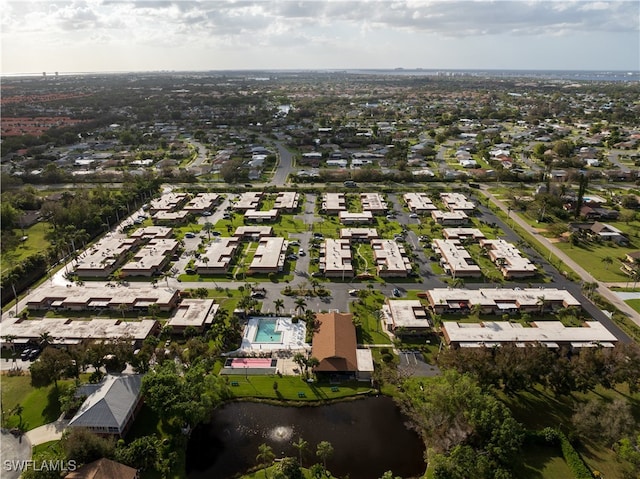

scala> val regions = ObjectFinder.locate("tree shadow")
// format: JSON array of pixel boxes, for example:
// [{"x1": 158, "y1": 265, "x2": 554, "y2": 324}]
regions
[{"x1": 43, "y1": 386, "x2": 63, "y2": 423}]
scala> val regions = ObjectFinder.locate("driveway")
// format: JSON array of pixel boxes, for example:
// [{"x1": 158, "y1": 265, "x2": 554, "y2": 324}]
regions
[{"x1": 0, "y1": 430, "x2": 31, "y2": 479}]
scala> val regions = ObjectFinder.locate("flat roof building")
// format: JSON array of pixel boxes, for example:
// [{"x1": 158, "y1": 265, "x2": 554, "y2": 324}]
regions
[
  {"x1": 404, "y1": 192, "x2": 437, "y2": 213},
  {"x1": 440, "y1": 192, "x2": 475, "y2": 212},
  {"x1": 432, "y1": 239, "x2": 482, "y2": 278},
  {"x1": 0, "y1": 316, "x2": 159, "y2": 348},
  {"x1": 360, "y1": 193, "x2": 387, "y2": 215},
  {"x1": 371, "y1": 239, "x2": 412, "y2": 277},
  {"x1": 183, "y1": 193, "x2": 221, "y2": 213},
  {"x1": 321, "y1": 193, "x2": 347, "y2": 214},
  {"x1": 130, "y1": 226, "x2": 173, "y2": 240},
  {"x1": 149, "y1": 193, "x2": 188, "y2": 213},
  {"x1": 249, "y1": 237, "x2": 288, "y2": 273},
  {"x1": 274, "y1": 192, "x2": 300, "y2": 212},
  {"x1": 480, "y1": 239, "x2": 537, "y2": 278},
  {"x1": 339, "y1": 211, "x2": 374, "y2": 225},
  {"x1": 167, "y1": 299, "x2": 219, "y2": 333},
  {"x1": 426, "y1": 288, "x2": 581, "y2": 315},
  {"x1": 195, "y1": 237, "x2": 240, "y2": 274},
  {"x1": 340, "y1": 228, "x2": 379, "y2": 242},
  {"x1": 320, "y1": 239, "x2": 354, "y2": 278},
  {"x1": 121, "y1": 238, "x2": 179, "y2": 277},
  {"x1": 27, "y1": 285, "x2": 179, "y2": 312},
  {"x1": 244, "y1": 209, "x2": 280, "y2": 222},
  {"x1": 381, "y1": 299, "x2": 431, "y2": 335},
  {"x1": 152, "y1": 210, "x2": 190, "y2": 224},
  {"x1": 431, "y1": 210, "x2": 469, "y2": 226},
  {"x1": 75, "y1": 236, "x2": 140, "y2": 278},
  {"x1": 442, "y1": 321, "x2": 618, "y2": 348},
  {"x1": 443, "y1": 228, "x2": 486, "y2": 242},
  {"x1": 234, "y1": 226, "x2": 274, "y2": 240},
  {"x1": 234, "y1": 192, "x2": 263, "y2": 211}
]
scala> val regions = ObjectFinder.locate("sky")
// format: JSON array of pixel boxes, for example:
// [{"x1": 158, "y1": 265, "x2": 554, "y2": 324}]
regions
[{"x1": 1, "y1": 0, "x2": 639, "y2": 74}]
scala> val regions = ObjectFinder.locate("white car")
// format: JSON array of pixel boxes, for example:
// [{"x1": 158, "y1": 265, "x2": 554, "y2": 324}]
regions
[{"x1": 409, "y1": 213, "x2": 419, "y2": 218}]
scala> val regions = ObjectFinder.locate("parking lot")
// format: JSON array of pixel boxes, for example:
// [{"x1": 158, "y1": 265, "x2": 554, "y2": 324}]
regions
[{"x1": 398, "y1": 350, "x2": 440, "y2": 377}]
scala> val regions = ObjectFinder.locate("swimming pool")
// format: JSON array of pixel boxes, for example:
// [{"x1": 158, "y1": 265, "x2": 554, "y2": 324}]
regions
[{"x1": 254, "y1": 318, "x2": 283, "y2": 343}]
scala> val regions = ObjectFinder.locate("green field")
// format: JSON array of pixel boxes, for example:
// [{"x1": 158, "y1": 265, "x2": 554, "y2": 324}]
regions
[
  {"x1": 227, "y1": 376, "x2": 373, "y2": 401},
  {"x1": 1, "y1": 222, "x2": 51, "y2": 275},
  {"x1": 555, "y1": 241, "x2": 635, "y2": 282}
]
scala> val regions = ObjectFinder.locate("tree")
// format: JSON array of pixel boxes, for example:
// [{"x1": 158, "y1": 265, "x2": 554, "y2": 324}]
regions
[
  {"x1": 294, "y1": 298, "x2": 307, "y2": 316},
  {"x1": 148, "y1": 302, "x2": 160, "y2": 319},
  {"x1": 292, "y1": 437, "x2": 309, "y2": 467},
  {"x1": 275, "y1": 457, "x2": 304, "y2": 479},
  {"x1": 602, "y1": 256, "x2": 613, "y2": 270},
  {"x1": 273, "y1": 298, "x2": 284, "y2": 316},
  {"x1": 256, "y1": 443, "x2": 275, "y2": 477},
  {"x1": 61, "y1": 428, "x2": 116, "y2": 465},
  {"x1": 39, "y1": 331, "x2": 52, "y2": 349},
  {"x1": 316, "y1": 441, "x2": 334, "y2": 471},
  {"x1": 573, "y1": 398, "x2": 636, "y2": 447},
  {"x1": 115, "y1": 435, "x2": 162, "y2": 471},
  {"x1": 30, "y1": 347, "x2": 75, "y2": 388},
  {"x1": 292, "y1": 352, "x2": 307, "y2": 376},
  {"x1": 203, "y1": 221, "x2": 213, "y2": 241}
]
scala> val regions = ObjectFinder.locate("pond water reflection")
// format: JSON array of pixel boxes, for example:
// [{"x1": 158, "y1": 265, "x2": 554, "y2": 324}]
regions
[{"x1": 186, "y1": 396, "x2": 425, "y2": 479}]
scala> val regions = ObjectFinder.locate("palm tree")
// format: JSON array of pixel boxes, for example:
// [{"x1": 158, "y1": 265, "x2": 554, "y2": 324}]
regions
[
  {"x1": 292, "y1": 352, "x2": 306, "y2": 375},
  {"x1": 117, "y1": 302, "x2": 130, "y2": 318},
  {"x1": 536, "y1": 295, "x2": 546, "y2": 315},
  {"x1": 602, "y1": 256, "x2": 613, "y2": 270},
  {"x1": 306, "y1": 356, "x2": 320, "y2": 376},
  {"x1": 294, "y1": 298, "x2": 307, "y2": 317},
  {"x1": 292, "y1": 437, "x2": 309, "y2": 467},
  {"x1": 3, "y1": 335, "x2": 16, "y2": 356},
  {"x1": 316, "y1": 441, "x2": 334, "y2": 471},
  {"x1": 256, "y1": 443, "x2": 275, "y2": 478},
  {"x1": 39, "y1": 331, "x2": 52, "y2": 349},
  {"x1": 202, "y1": 222, "x2": 213, "y2": 241},
  {"x1": 273, "y1": 299, "x2": 284, "y2": 316},
  {"x1": 148, "y1": 303, "x2": 160, "y2": 319}
]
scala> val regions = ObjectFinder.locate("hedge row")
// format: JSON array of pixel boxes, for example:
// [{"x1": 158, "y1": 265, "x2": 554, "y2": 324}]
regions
[{"x1": 526, "y1": 428, "x2": 593, "y2": 479}]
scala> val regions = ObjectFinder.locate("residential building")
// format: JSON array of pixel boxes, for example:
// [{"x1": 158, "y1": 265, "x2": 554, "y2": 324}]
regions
[
  {"x1": 249, "y1": 237, "x2": 288, "y2": 273},
  {"x1": 75, "y1": 237, "x2": 140, "y2": 278},
  {"x1": 130, "y1": 226, "x2": 173, "y2": 240},
  {"x1": 381, "y1": 299, "x2": 431, "y2": 335},
  {"x1": 321, "y1": 193, "x2": 347, "y2": 214},
  {"x1": 183, "y1": 193, "x2": 221, "y2": 213},
  {"x1": 244, "y1": 209, "x2": 280, "y2": 222},
  {"x1": 167, "y1": 299, "x2": 219, "y2": 333},
  {"x1": 440, "y1": 192, "x2": 475, "y2": 212},
  {"x1": 320, "y1": 239, "x2": 354, "y2": 278},
  {"x1": 442, "y1": 321, "x2": 618, "y2": 348},
  {"x1": 152, "y1": 210, "x2": 190, "y2": 225},
  {"x1": 431, "y1": 210, "x2": 469, "y2": 226},
  {"x1": 371, "y1": 239, "x2": 412, "y2": 277},
  {"x1": 195, "y1": 237, "x2": 240, "y2": 274},
  {"x1": 274, "y1": 192, "x2": 300, "y2": 212},
  {"x1": 426, "y1": 288, "x2": 581, "y2": 315},
  {"x1": 27, "y1": 285, "x2": 179, "y2": 312},
  {"x1": 442, "y1": 228, "x2": 486, "y2": 242},
  {"x1": 479, "y1": 239, "x2": 537, "y2": 278},
  {"x1": 0, "y1": 316, "x2": 159, "y2": 349},
  {"x1": 121, "y1": 238, "x2": 179, "y2": 277},
  {"x1": 432, "y1": 239, "x2": 482, "y2": 277},
  {"x1": 340, "y1": 228, "x2": 379, "y2": 242},
  {"x1": 338, "y1": 211, "x2": 374, "y2": 224},
  {"x1": 149, "y1": 192, "x2": 188, "y2": 214},
  {"x1": 234, "y1": 226, "x2": 274, "y2": 240},
  {"x1": 65, "y1": 458, "x2": 138, "y2": 479},
  {"x1": 360, "y1": 193, "x2": 387, "y2": 215},
  {"x1": 234, "y1": 192, "x2": 263, "y2": 211},
  {"x1": 404, "y1": 193, "x2": 437, "y2": 213},
  {"x1": 68, "y1": 374, "x2": 143, "y2": 437}
]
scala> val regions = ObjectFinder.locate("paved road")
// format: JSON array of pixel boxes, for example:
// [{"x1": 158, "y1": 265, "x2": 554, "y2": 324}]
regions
[
  {"x1": 24, "y1": 419, "x2": 69, "y2": 446},
  {"x1": 478, "y1": 186, "x2": 639, "y2": 337},
  {"x1": 270, "y1": 141, "x2": 294, "y2": 186}
]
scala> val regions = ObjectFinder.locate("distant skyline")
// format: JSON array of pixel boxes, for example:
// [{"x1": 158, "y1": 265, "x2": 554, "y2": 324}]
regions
[{"x1": 1, "y1": 0, "x2": 639, "y2": 75}]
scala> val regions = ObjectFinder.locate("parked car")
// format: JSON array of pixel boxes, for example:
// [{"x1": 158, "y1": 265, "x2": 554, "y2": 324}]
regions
[
  {"x1": 28, "y1": 349, "x2": 41, "y2": 360},
  {"x1": 349, "y1": 289, "x2": 359, "y2": 296},
  {"x1": 20, "y1": 349, "x2": 32, "y2": 360},
  {"x1": 211, "y1": 231, "x2": 221, "y2": 236},
  {"x1": 185, "y1": 232, "x2": 196, "y2": 238},
  {"x1": 202, "y1": 211, "x2": 212, "y2": 216},
  {"x1": 299, "y1": 249, "x2": 306, "y2": 256},
  {"x1": 393, "y1": 288, "x2": 401, "y2": 297},
  {"x1": 289, "y1": 241, "x2": 300, "y2": 246},
  {"x1": 287, "y1": 254, "x2": 298, "y2": 260},
  {"x1": 409, "y1": 213, "x2": 419, "y2": 219}
]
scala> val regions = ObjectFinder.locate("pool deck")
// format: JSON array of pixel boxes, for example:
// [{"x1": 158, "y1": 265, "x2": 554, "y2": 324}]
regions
[{"x1": 236, "y1": 316, "x2": 310, "y2": 353}]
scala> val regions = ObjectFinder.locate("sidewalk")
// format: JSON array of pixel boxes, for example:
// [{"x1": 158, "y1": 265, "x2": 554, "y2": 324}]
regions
[{"x1": 480, "y1": 188, "x2": 640, "y2": 328}]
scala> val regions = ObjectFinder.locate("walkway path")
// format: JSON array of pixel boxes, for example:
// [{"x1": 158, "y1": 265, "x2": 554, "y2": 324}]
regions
[
  {"x1": 479, "y1": 187, "x2": 640, "y2": 328},
  {"x1": 24, "y1": 419, "x2": 69, "y2": 446}
]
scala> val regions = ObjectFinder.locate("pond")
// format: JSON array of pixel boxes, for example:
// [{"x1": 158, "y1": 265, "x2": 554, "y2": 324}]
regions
[{"x1": 186, "y1": 396, "x2": 425, "y2": 479}]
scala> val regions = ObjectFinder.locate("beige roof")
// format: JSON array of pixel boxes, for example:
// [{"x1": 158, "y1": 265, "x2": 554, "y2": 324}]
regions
[
  {"x1": 432, "y1": 239, "x2": 481, "y2": 276},
  {"x1": 371, "y1": 239, "x2": 412, "y2": 275},
  {"x1": 320, "y1": 239, "x2": 353, "y2": 275},
  {"x1": 322, "y1": 193, "x2": 346, "y2": 212},
  {"x1": 440, "y1": 192, "x2": 475, "y2": 212},
  {"x1": 183, "y1": 193, "x2": 220, "y2": 212},
  {"x1": 360, "y1": 192, "x2": 387, "y2": 212},
  {"x1": 274, "y1": 191, "x2": 299, "y2": 210},
  {"x1": 66, "y1": 458, "x2": 137, "y2": 479},
  {"x1": 234, "y1": 192, "x2": 263, "y2": 210},
  {"x1": 250, "y1": 237, "x2": 287, "y2": 271},
  {"x1": 404, "y1": 192, "x2": 436, "y2": 212},
  {"x1": 167, "y1": 299, "x2": 219, "y2": 329},
  {"x1": 382, "y1": 300, "x2": 431, "y2": 329},
  {"x1": 480, "y1": 239, "x2": 536, "y2": 276}
]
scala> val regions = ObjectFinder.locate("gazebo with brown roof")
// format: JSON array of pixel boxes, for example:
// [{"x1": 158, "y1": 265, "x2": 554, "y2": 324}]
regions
[
  {"x1": 65, "y1": 458, "x2": 138, "y2": 479},
  {"x1": 312, "y1": 312, "x2": 358, "y2": 378}
]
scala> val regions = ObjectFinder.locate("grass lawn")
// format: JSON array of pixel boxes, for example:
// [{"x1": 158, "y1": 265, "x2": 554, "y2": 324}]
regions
[
  {"x1": 513, "y1": 443, "x2": 574, "y2": 479},
  {"x1": 1, "y1": 375, "x2": 75, "y2": 431},
  {"x1": 241, "y1": 465, "x2": 337, "y2": 479},
  {"x1": 349, "y1": 291, "x2": 392, "y2": 345},
  {"x1": 227, "y1": 375, "x2": 373, "y2": 401},
  {"x1": 1, "y1": 222, "x2": 51, "y2": 275},
  {"x1": 555, "y1": 242, "x2": 635, "y2": 282},
  {"x1": 625, "y1": 298, "x2": 640, "y2": 313},
  {"x1": 32, "y1": 440, "x2": 63, "y2": 457}
]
